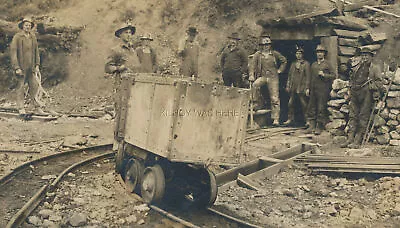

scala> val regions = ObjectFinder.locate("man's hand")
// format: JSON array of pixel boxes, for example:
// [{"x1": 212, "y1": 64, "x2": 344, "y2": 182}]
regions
[
  {"x1": 15, "y1": 69, "x2": 23, "y2": 77},
  {"x1": 318, "y1": 70, "x2": 324, "y2": 77},
  {"x1": 277, "y1": 69, "x2": 282, "y2": 74},
  {"x1": 305, "y1": 89, "x2": 310, "y2": 97}
]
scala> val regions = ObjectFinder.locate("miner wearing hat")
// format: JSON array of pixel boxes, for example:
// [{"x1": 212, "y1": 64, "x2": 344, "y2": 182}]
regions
[
  {"x1": 284, "y1": 46, "x2": 311, "y2": 126},
  {"x1": 10, "y1": 17, "x2": 43, "y2": 115},
  {"x1": 105, "y1": 24, "x2": 140, "y2": 152},
  {"x1": 340, "y1": 47, "x2": 384, "y2": 148},
  {"x1": 248, "y1": 36, "x2": 287, "y2": 126},
  {"x1": 178, "y1": 27, "x2": 199, "y2": 79},
  {"x1": 306, "y1": 44, "x2": 335, "y2": 135},
  {"x1": 220, "y1": 32, "x2": 248, "y2": 87},
  {"x1": 136, "y1": 34, "x2": 157, "y2": 73}
]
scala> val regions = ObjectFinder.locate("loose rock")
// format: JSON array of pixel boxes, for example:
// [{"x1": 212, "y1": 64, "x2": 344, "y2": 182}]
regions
[
  {"x1": 68, "y1": 213, "x2": 87, "y2": 227},
  {"x1": 27, "y1": 216, "x2": 42, "y2": 226}
]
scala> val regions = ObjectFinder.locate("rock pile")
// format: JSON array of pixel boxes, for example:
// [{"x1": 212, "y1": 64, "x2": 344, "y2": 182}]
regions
[
  {"x1": 327, "y1": 68, "x2": 400, "y2": 146},
  {"x1": 326, "y1": 79, "x2": 350, "y2": 138},
  {"x1": 374, "y1": 68, "x2": 400, "y2": 146}
]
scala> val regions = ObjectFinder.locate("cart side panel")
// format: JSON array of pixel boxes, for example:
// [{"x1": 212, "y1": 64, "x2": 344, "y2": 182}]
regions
[
  {"x1": 144, "y1": 83, "x2": 181, "y2": 157},
  {"x1": 123, "y1": 82, "x2": 155, "y2": 153},
  {"x1": 171, "y1": 83, "x2": 249, "y2": 165}
]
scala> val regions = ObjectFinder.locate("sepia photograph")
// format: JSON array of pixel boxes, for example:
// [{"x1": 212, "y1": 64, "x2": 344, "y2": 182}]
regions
[{"x1": 1, "y1": 0, "x2": 400, "y2": 227}]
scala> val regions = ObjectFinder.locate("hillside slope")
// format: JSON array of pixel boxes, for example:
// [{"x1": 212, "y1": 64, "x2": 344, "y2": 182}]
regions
[{"x1": 48, "y1": 0, "x2": 329, "y2": 96}]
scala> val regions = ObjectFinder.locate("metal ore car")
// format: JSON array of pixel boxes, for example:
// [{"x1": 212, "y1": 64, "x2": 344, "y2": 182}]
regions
[{"x1": 114, "y1": 73, "x2": 249, "y2": 207}]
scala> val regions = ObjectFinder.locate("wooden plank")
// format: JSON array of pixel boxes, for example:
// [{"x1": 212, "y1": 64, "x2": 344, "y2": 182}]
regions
[
  {"x1": 334, "y1": 29, "x2": 368, "y2": 38},
  {"x1": 237, "y1": 173, "x2": 262, "y2": 191},
  {"x1": 216, "y1": 159, "x2": 262, "y2": 186},
  {"x1": 313, "y1": 168, "x2": 400, "y2": 174},
  {"x1": 321, "y1": 36, "x2": 339, "y2": 78},
  {"x1": 307, "y1": 163, "x2": 400, "y2": 169},
  {"x1": 339, "y1": 46, "x2": 357, "y2": 56},
  {"x1": 338, "y1": 38, "x2": 360, "y2": 47},
  {"x1": 329, "y1": 16, "x2": 369, "y2": 31},
  {"x1": 269, "y1": 143, "x2": 312, "y2": 160},
  {"x1": 260, "y1": 156, "x2": 284, "y2": 163},
  {"x1": 248, "y1": 150, "x2": 312, "y2": 180},
  {"x1": 359, "y1": 44, "x2": 382, "y2": 52},
  {"x1": 0, "y1": 111, "x2": 57, "y2": 122}
]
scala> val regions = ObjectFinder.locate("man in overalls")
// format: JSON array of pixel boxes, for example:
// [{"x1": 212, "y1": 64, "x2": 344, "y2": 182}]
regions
[{"x1": 249, "y1": 36, "x2": 287, "y2": 126}]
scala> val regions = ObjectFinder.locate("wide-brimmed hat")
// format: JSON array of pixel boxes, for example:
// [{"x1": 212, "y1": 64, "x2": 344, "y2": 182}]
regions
[
  {"x1": 187, "y1": 27, "x2": 198, "y2": 35},
  {"x1": 227, "y1": 32, "x2": 241, "y2": 40},
  {"x1": 18, "y1": 17, "x2": 35, "y2": 29},
  {"x1": 359, "y1": 47, "x2": 374, "y2": 55},
  {"x1": 115, "y1": 24, "x2": 136, "y2": 38},
  {"x1": 316, "y1": 44, "x2": 327, "y2": 52},
  {"x1": 259, "y1": 36, "x2": 272, "y2": 45},
  {"x1": 140, "y1": 34, "x2": 153, "y2": 41}
]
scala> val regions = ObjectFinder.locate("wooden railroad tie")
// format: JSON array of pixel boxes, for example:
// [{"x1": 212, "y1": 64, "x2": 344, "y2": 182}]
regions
[{"x1": 296, "y1": 155, "x2": 400, "y2": 174}]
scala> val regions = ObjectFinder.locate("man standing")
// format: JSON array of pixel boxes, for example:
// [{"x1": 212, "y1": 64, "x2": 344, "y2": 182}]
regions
[
  {"x1": 307, "y1": 45, "x2": 335, "y2": 135},
  {"x1": 340, "y1": 47, "x2": 384, "y2": 148},
  {"x1": 178, "y1": 27, "x2": 199, "y2": 79},
  {"x1": 248, "y1": 36, "x2": 287, "y2": 126},
  {"x1": 10, "y1": 17, "x2": 42, "y2": 115},
  {"x1": 284, "y1": 46, "x2": 311, "y2": 126},
  {"x1": 220, "y1": 32, "x2": 248, "y2": 87},
  {"x1": 136, "y1": 34, "x2": 157, "y2": 73}
]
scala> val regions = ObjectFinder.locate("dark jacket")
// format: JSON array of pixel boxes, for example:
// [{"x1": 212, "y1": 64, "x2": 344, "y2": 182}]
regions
[
  {"x1": 136, "y1": 46, "x2": 157, "y2": 73},
  {"x1": 221, "y1": 46, "x2": 248, "y2": 73},
  {"x1": 310, "y1": 59, "x2": 335, "y2": 90},
  {"x1": 287, "y1": 59, "x2": 311, "y2": 93},
  {"x1": 10, "y1": 31, "x2": 40, "y2": 71},
  {"x1": 350, "y1": 61, "x2": 384, "y2": 92}
]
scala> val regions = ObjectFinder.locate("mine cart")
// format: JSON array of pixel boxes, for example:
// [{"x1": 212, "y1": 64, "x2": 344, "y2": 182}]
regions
[{"x1": 114, "y1": 73, "x2": 249, "y2": 207}]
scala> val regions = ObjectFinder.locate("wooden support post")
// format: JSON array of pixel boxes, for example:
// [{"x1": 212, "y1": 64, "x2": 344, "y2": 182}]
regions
[{"x1": 321, "y1": 36, "x2": 339, "y2": 78}]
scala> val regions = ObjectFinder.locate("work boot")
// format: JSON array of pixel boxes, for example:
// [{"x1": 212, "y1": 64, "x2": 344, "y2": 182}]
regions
[
  {"x1": 283, "y1": 119, "x2": 294, "y2": 126},
  {"x1": 348, "y1": 133, "x2": 363, "y2": 149},
  {"x1": 305, "y1": 120, "x2": 315, "y2": 134},
  {"x1": 340, "y1": 132, "x2": 355, "y2": 148},
  {"x1": 273, "y1": 119, "x2": 280, "y2": 126}
]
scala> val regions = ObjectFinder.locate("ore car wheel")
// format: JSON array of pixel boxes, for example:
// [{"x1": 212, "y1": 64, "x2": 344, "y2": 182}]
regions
[
  {"x1": 141, "y1": 165, "x2": 165, "y2": 204},
  {"x1": 124, "y1": 159, "x2": 144, "y2": 193},
  {"x1": 115, "y1": 141, "x2": 126, "y2": 175},
  {"x1": 194, "y1": 169, "x2": 218, "y2": 208}
]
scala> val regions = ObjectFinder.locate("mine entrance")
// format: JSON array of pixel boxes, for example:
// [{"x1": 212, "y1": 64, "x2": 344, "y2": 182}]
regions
[{"x1": 272, "y1": 39, "x2": 320, "y2": 124}]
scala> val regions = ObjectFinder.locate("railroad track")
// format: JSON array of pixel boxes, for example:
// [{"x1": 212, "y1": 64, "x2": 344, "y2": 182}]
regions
[
  {"x1": 0, "y1": 128, "x2": 312, "y2": 227},
  {"x1": 0, "y1": 144, "x2": 113, "y2": 228}
]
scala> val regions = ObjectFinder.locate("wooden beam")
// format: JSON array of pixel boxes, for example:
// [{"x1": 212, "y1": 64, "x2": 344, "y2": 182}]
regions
[
  {"x1": 337, "y1": 0, "x2": 400, "y2": 18},
  {"x1": 215, "y1": 159, "x2": 262, "y2": 186},
  {"x1": 338, "y1": 37, "x2": 360, "y2": 47},
  {"x1": 334, "y1": 29, "x2": 368, "y2": 38},
  {"x1": 237, "y1": 173, "x2": 262, "y2": 191},
  {"x1": 0, "y1": 111, "x2": 57, "y2": 122},
  {"x1": 339, "y1": 45, "x2": 357, "y2": 56},
  {"x1": 328, "y1": 16, "x2": 369, "y2": 31},
  {"x1": 321, "y1": 36, "x2": 339, "y2": 78}
]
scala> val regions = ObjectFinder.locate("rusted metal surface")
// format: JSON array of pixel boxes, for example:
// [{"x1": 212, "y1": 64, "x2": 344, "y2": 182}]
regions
[{"x1": 122, "y1": 74, "x2": 249, "y2": 165}]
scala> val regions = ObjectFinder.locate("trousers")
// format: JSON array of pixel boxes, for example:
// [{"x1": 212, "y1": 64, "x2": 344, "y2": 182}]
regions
[{"x1": 253, "y1": 76, "x2": 280, "y2": 121}]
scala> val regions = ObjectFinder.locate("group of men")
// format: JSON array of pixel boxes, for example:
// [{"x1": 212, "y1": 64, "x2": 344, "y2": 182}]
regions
[
  {"x1": 11, "y1": 19, "x2": 385, "y2": 149},
  {"x1": 219, "y1": 32, "x2": 386, "y2": 149},
  {"x1": 219, "y1": 33, "x2": 335, "y2": 134}
]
